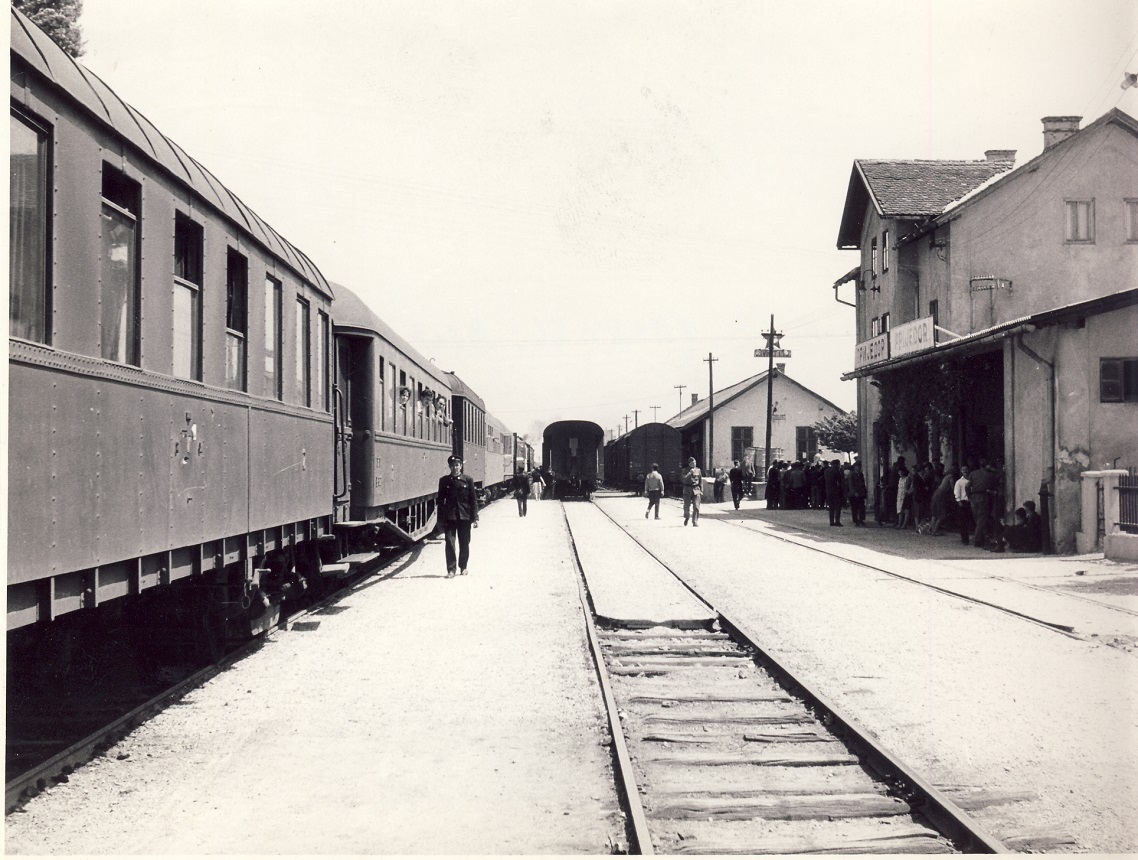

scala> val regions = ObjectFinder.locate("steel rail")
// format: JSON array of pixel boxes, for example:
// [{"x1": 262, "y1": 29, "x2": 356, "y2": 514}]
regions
[
  {"x1": 5, "y1": 547, "x2": 408, "y2": 815},
  {"x1": 720, "y1": 514, "x2": 1083, "y2": 637},
  {"x1": 562, "y1": 504, "x2": 654, "y2": 855},
  {"x1": 590, "y1": 500, "x2": 1010, "y2": 854}
]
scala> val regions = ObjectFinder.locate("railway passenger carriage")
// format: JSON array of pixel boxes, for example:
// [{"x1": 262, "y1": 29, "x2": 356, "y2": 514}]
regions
[
  {"x1": 6, "y1": 7, "x2": 538, "y2": 664},
  {"x1": 543, "y1": 420, "x2": 605, "y2": 498},
  {"x1": 9, "y1": 9, "x2": 335, "y2": 642},
  {"x1": 331, "y1": 283, "x2": 452, "y2": 543},
  {"x1": 446, "y1": 373, "x2": 487, "y2": 490}
]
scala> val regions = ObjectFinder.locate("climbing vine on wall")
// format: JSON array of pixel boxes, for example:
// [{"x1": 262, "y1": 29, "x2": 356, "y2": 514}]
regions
[{"x1": 872, "y1": 359, "x2": 963, "y2": 454}]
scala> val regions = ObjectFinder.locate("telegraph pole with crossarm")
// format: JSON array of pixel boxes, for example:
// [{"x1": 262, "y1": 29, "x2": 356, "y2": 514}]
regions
[{"x1": 755, "y1": 316, "x2": 790, "y2": 474}]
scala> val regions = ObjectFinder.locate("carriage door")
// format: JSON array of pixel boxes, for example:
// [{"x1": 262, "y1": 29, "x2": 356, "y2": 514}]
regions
[{"x1": 333, "y1": 337, "x2": 354, "y2": 521}]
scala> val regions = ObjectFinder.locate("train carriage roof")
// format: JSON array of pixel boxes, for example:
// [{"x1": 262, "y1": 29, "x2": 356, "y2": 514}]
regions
[
  {"x1": 11, "y1": 8, "x2": 330, "y2": 298},
  {"x1": 330, "y1": 282, "x2": 450, "y2": 388},
  {"x1": 443, "y1": 373, "x2": 486, "y2": 411}
]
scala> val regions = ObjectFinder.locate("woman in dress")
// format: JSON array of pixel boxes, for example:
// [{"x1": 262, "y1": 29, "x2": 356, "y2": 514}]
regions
[
  {"x1": 928, "y1": 469, "x2": 956, "y2": 536},
  {"x1": 895, "y1": 466, "x2": 913, "y2": 530}
]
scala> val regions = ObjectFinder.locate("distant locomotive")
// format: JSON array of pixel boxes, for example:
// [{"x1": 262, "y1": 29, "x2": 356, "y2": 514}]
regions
[
  {"x1": 6, "y1": 8, "x2": 529, "y2": 658},
  {"x1": 543, "y1": 421, "x2": 605, "y2": 498},
  {"x1": 604, "y1": 423, "x2": 683, "y2": 495}
]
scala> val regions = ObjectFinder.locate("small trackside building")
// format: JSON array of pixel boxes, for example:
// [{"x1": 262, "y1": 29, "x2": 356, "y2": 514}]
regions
[
  {"x1": 666, "y1": 368, "x2": 850, "y2": 474},
  {"x1": 832, "y1": 109, "x2": 1138, "y2": 553}
]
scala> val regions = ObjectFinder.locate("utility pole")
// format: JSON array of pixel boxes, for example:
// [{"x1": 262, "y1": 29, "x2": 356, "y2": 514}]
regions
[
  {"x1": 650, "y1": 405, "x2": 660, "y2": 422},
  {"x1": 632, "y1": 409, "x2": 640, "y2": 428},
  {"x1": 623, "y1": 414, "x2": 630, "y2": 435},
  {"x1": 704, "y1": 353, "x2": 718, "y2": 470},
  {"x1": 674, "y1": 384, "x2": 686, "y2": 412},
  {"x1": 755, "y1": 315, "x2": 789, "y2": 474}
]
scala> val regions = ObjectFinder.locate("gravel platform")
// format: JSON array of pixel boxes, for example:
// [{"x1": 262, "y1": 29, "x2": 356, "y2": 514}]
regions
[
  {"x1": 596, "y1": 493, "x2": 1138, "y2": 853},
  {"x1": 563, "y1": 501, "x2": 716, "y2": 627},
  {"x1": 6, "y1": 499, "x2": 624, "y2": 854}
]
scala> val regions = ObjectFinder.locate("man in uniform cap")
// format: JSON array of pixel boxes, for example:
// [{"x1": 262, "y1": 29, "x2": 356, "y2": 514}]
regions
[{"x1": 437, "y1": 455, "x2": 479, "y2": 577}]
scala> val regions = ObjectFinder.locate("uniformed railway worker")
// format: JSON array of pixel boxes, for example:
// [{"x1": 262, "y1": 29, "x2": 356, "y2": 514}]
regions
[
  {"x1": 438, "y1": 455, "x2": 479, "y2": 577},
  {"x1": 682, "y1": 457, "x2": 703, "y2": 527}
]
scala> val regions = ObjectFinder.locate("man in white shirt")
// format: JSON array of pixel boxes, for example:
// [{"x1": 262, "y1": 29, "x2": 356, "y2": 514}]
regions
[
  {"x1": 953, "y1": 467, "x2": 973, "y2": 545},
  {"x1": 644, "y1": 464, "x2": 665, "y2": 520}
]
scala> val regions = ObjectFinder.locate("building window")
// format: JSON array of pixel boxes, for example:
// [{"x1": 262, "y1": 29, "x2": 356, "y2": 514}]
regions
[
  {"x1": 870, "y1": 316, "x2": 880, "y2": 337},
  {"x1": 870, "y1": 238, "x2": 877, "y2": 276},
  {"x1": 316, "y1": 309, "x2": 329, "y2": 412},
  {"x1": 1065, "y1": 199, "x2": 1094, "y2": 243},
  {"x1": 795, "y1": 426, "x2": 818, "y2": 462},
  {"x1": 100, "y1": 164, "x2": 141, "y2": 364},
  {"x1": 882, "y1": 230, "x2": 889, "y2": 271},
  {"x1": 10, "y1": 111, "x2": 50, "y2": 343},
  {"x1": 264, "y1": 275, "x2": 282, "y2": 399},
  {"x1": 1100, "y1": 358, "x2": 1138, "y2": 403},
  {"x1": 731, "y1": 426, "x2": 753, "y2": 463},
  {"x1": 296, "y1": 297, "x2": 311, "y2": 406},
  {"x1": 881, "y1": 312, "x2": 891, "y2": 332},
  {"x1": 225, "y1": 249, "x2": 248, "y2": 390},
  {"x1": 1126, "y1": 199, "x2": 1138, "y2": 243},
  {"x1": 172, "y1": 214, "x2": 203, "y2": 380}
]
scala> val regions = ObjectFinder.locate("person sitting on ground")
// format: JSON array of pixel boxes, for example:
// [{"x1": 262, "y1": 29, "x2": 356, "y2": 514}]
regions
[
  {"x1": 1000, "y1": 508, "x2": 1038, "y2": 552},
  {"x1": 1023, "y1": 500, "x2": 1042, "y2": 552}
]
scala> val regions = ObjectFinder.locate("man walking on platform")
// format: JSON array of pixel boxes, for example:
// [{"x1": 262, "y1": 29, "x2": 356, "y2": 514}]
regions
[
  {"x1": 512, "y1": 466, "x2": 531, "y2": 518},
  {"x1": 729, "y1": 460, "x2": 745, "y2": 510},
  {"x1": 682, "y1": 457, "x2": 703, "y2": 526},
  {"x1": 644, "y1": 463, "x2": 665, "y2": 520},
  {"x1": 438, "y1": 455, "x2": 479, "y2": 577},
  {"x1": 954, "y1": 466, "x2": 973, "y2": 545}
]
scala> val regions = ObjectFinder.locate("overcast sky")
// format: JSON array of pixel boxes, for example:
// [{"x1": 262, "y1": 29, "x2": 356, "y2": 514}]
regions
[{"x1": 78, "y1": 0, "x2": 1138, "y2": 442}]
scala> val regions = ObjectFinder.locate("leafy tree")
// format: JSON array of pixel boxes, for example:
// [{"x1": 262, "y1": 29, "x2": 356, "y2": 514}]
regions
[
  {"x1": 813, "y1": 411, "x2": 859, "y2": 462},
  {"x1": 13, "y1": 0, "x2": 84, "y2": 58}
]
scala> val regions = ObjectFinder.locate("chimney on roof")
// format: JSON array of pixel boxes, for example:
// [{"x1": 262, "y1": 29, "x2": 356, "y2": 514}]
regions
[
  {"x1": 984, "y1": 149, "x2": 1016, "y2": 164},
  {"x1": 691, "y1": 393, "x2": 699, "y2": 406},
  {"x1": 1042, "y1": 116, "x2": 1081, "y2": 149},
  {"x1": 776, "y1": 363, "x2": 786, "y2": 373}
]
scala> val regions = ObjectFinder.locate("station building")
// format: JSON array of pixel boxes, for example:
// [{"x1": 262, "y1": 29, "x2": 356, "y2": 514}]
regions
[
  {"x1": 666, "y1": 367, "x2": 849, "y2": 474},
  {"x1": 832, "y1": 108, "x2": 1138, "y2": 553}
]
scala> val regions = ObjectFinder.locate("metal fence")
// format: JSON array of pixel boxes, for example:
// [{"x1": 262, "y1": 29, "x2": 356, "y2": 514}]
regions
[{"x1": 1119, "y1": 468, "x2": 1138, "y2": 535}]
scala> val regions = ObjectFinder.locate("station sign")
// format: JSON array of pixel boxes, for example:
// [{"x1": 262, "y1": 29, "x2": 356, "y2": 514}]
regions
[
  {"x1": 889, "y1": 316, "x2": 936, "y2": 358},
  {"x1": 853, "y1": 333, "x2": 888, "y2": 369},
  {"x1": 754, "y1": 348, "x2": 792, "y2": 358}
]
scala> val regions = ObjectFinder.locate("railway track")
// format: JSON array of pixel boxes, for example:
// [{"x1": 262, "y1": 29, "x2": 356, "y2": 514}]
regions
[
  {"x1": 567, "y1": 501, "x2": 1008, "y2": 854},
  {"x1": 5, "y1": 548, "x2": 407, "y2": 815}
]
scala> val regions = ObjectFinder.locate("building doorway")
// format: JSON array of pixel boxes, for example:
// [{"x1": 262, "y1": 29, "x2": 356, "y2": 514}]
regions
[{"x1": 957, "y1": 350, "x2": 1004, "y2": 467}]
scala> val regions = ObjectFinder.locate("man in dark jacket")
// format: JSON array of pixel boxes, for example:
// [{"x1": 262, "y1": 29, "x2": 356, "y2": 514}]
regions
[
  {"x1": 824, "y1": 459, "x2": 845, "y2": 526},
  {"x1": 845, "y1": 460, "x2": 868, "y2": 526},
  {"x1": 438, "y1": 455, "x2": 479, "y2": 577}
]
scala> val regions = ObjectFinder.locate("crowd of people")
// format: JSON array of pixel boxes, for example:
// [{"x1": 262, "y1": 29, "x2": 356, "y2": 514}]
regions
[{"x1": 760, "y1": 455, "x2": 1041, "y2": 552}]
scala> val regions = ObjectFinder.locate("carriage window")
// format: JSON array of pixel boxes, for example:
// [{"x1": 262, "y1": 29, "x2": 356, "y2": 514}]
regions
[
  {"x1": 100, "y1": 164, "x2": 141, "y2": 364},
  {"x1": 386, "y1": 361, "x2": 396, "y2": 432},
  {"x1": 377, "y1": 359, "x2": 385, "y2": 431},
  {"x1": 296, "y1": 297, "x2": 311, "y2": 406},
  {"x1": 264, "y1": 276, "x2": 282, "y2": 399},
  {"x1": 225, "y1": 249, "x2": 248, "y2": 390},
  {"x1": 400, "y1": 369, "x2": 408, "y2": 435},
  {"x1": 316, "y1": 310, "x2": 329, "y2": 412},
  {"x1": 173, "y1": 214, "x2": 203, "y2": 380},
  {"x1": 10, "y1": 111, "x2": 50, "y2": 343}
]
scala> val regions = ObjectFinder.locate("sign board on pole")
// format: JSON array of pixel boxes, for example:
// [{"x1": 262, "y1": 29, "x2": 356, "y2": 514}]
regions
[
  {"x1": 889, "y1": 316, "x2": 935, "y2": 358},
  {"x1": 754, "y1": 348, "x2": 792, "y2": 358}
]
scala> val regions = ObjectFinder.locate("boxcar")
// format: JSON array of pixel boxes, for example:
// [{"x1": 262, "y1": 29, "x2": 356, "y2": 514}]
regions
[
  {"x1": 543, "y1": 420, "x2": 605, "y2": 498},
  {"x1": 9, "y1": 8, "x2": 334, "y2": 642},
  {"x1": 332, "y1": 283, "x2": 453, "y2": 543},
  {"x1": 626, "y1": 422, "x2": 683, "y2": 495}
]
